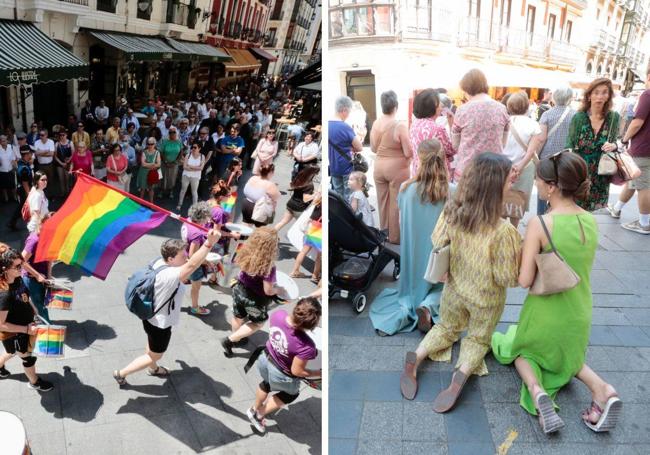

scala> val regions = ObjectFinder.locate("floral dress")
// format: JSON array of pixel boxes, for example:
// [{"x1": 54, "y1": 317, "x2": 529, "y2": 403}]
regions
[
  {"x1": 409, "y1": 118, "x2": 455, "y2": 178},
  {"x1": 566, "y1": 111, "x2": 620, "y2": 212}
]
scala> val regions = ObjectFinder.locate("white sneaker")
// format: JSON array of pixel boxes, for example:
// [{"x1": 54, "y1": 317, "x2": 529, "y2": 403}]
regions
[
  {"x1": 246, "y1": 407, "x2": 266, "y2": 433},
  {"x1": 622, "y1": 220, "x2": 650, "y2": 235},
  {"x1": 606, "y1": 204, "x2": 621, "y2": 219}
]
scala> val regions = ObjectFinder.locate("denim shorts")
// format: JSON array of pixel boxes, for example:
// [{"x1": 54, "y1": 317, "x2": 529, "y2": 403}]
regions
[
  {"x1": 256, "y1": 351, "x2": 301, "y2": 395},
  {"x1": 189, "y1": 265, "x2": 205, "y2": 282}
]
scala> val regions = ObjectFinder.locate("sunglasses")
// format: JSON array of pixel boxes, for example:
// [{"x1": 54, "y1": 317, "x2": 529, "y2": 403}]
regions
[
  {"x1": 40, "y1": 178, "x2": 48, "y2": 181},
  {"x1": 544, "y1": 148, "x2": 572, "y2": 184},
  {"x1": 148, "y1": 142, "x2": 156, "y2": 145},
  {"x1": 78, "y1": 125, "x2": 84, "y2": 128},
  {"x1": 39, "y1": 134, "x2": 46, "y2": 137}
]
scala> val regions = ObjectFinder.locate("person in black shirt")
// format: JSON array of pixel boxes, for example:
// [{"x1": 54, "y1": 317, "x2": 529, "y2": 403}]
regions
[
  {"x1": 239, "y1": 115, "x2": 254, "y2": 170},
  {"x1": 199, "y1": 110, "x2": 220, "y2": 135},
  {"x1": 193, "y1": 127, "x2": 215, "y2": 198},
  {"x1": 7, "y1": 145, "x2": 34, "y2": 231},
  {"x1": 0, "y1": 245, "x2": 54, "y2": 391}
]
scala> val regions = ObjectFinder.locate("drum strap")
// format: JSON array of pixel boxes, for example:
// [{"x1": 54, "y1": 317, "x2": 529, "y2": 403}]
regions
[{"x1": 244, "y1": 346, "x2": 297, "y2": 378}]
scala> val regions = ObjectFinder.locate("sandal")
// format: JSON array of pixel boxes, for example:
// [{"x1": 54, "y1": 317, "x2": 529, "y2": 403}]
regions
[
  {"x1": 433, "y1": 369, "x2": 469, "y2": 413},
  {"x1": 310, "y1": 276, "x2": 320, "y2": 285},
  {"x1": 290, "y1": 272, "x2": 310, "y2": 279},
  {"x1": 113, "y1": 370, "x2": 127, "y2": 386},
  {"x1": 415, "y1": 307, "x2": 433, "y2": 333},
  {"x1": 400, "y1": 351, "x2": 418, "y2": 400},
  {"x1": 535, "y1": 392, "x2": 564, "y2": 434},
  {"x1": 147, "y1": 365, "x2": 170, "y2": 377},
  {"x1": 190, "y1": 307, "x2": 211, "y2": 316},
  {"x1": 581, "y1": 396, "x2": 622, "y2": 432}
]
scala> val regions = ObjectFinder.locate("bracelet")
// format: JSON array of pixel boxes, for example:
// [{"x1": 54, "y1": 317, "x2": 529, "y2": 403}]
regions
[{"x1": 203, "y1": 242, "x2": 214, "y2": 249}]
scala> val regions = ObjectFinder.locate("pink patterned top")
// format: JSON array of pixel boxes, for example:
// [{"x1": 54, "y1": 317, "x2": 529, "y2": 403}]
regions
[
  {"x1": 409, "y1": 117, "x2": 455, "y2": 178},
  {"x1": 451, "y1": 99, "x2": 509, "y2": 181}
]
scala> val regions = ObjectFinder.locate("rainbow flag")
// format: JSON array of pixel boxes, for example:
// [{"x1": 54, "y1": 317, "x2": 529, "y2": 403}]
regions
[
  {"x1": 222, "y1": 192, "x2": 237, "y2": 214},
  {"x1": 35, "y1": 173, "x2": 167, "y2": 280},
  {"x1": 305, "y1": 220, "x2": 322, "y2": 252},
  {"x1": 46, "y1": 288, "x2": 73, "y2": 310},
  {"x1": 33, "y1": 325, "x2": 66, "y2": 357}
]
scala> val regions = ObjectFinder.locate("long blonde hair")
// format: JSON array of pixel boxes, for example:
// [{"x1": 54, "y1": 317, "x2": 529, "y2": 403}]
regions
[
  {"x1": 444, "y1": 152, "x2": 512, "y2": 234},
  {"x1": 235, "y1": 226, "x2": 279, "y2": 276},
  {"x1": 401, "y1": 139, "x2": 448, "y2": 204}
]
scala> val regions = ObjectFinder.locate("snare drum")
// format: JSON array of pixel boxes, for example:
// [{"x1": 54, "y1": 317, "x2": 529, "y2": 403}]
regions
[
  {"x1": 0, "y1": 411, "x2": 30, "y2": 455},
  {"x1": 225, "y1": 222, "x2": 254, "y2": 239}
]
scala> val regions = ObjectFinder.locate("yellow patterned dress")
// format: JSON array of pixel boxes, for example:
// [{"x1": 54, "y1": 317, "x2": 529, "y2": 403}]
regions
[{"x1": 418, "y1": 213, "x2": 521, "y2": 376}]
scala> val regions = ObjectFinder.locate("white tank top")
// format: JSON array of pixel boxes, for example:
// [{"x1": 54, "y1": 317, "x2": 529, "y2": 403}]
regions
[{"x1": 183, "y1": 153, "x2": 203, "y2": 179}]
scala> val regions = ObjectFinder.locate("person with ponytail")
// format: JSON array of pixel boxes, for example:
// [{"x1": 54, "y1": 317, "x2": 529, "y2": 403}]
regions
[
  {"x1": 492, "y1": 151, "x2": 621, "y2": 434},
  {"x1": 347, "y1": 171, "x2": 374, "y2": 227},
  {"x1": 273, "y1": 165, "x2": 320, "y2": 232},
  {"x1": 399, "y1": 152, "x2": 521, "y2": 412},
  {"x1": 208, "y1": 180, "x2": 241, "y2": 254},
  {"x1": 370, "y1": 139, "x2": 451, "y2": 336},
  {"x1": 0, "y1": 244, "x2": 54, "y2": 391}
]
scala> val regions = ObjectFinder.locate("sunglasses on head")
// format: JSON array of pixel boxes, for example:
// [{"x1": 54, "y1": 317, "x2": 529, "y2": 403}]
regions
[{"x1": 544, "y1": 148, "x2": 572, "y2": 184}]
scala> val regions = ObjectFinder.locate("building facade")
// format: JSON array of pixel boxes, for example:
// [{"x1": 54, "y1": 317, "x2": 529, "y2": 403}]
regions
[
  {"x1": 264, "y1": 0, "x2": 319, "y2": 75},
  {"x1": 326, "y1": 0, "x2": 591, "y2": 128}
]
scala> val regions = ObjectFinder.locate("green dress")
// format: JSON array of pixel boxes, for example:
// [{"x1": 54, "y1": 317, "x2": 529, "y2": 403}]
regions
[
  {"x1": 566, "y1": 111, "x2": 619, "y2": 211},
  {"x1": 137, "y1": 150, "x2": 159, "y2": 190},
  {"x1": 491, "y1": 214, "x2": 598, "y2": 415}
]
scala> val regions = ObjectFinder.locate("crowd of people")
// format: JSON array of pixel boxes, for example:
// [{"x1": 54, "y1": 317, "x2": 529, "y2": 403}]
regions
[
  {"x1": 0, "y1": 75, "x2": 323, "y2": 435},
  {"x1": 329, "y1": 66, "x2": 650, "y2": 434}
]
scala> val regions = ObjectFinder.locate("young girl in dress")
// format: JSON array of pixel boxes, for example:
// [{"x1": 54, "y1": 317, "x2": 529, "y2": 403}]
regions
[{"x1": 347, "y1": 171, "x2": 375, "y2": 227}]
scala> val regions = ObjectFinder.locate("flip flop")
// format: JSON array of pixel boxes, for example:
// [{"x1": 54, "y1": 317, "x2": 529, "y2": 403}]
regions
[
  {"x1": 415, "y1": 307, "x2": 433, "y2": 333},
  {"x1": 535, "y1": 392, "x2": 564, "y2": 434},
  {"x1": 147, "y1": 365, "x2": 170, "y2": 377},
  {"x1": 290, "y1": 272, "x2": 310, "y2": 279},
  {"x1": 582, "y1": 396, "x2": 622, "y2": 432},
  {"x1": 433, "y1": 369, "x2": 469, "y2": 413},
  {"x1": 400, "y1": 351, "x2": 418, "y2": 400}
]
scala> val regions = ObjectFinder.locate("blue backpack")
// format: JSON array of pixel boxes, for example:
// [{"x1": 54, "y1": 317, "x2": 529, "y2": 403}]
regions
[{"x1": 125, "y1": 260, "x2": 179, "y2": 320}]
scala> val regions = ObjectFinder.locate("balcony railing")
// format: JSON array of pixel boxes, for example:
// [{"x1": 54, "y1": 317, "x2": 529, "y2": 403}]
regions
[
  {"x1": 97, "y1": 0, "x2": 116, "y2": 13},
  {"x1": 329, "y1": 3, "x2": 396, "y2": 39},
  {"x1": 59, "y1": 0, "x2": 88, "y2": 5},
  {"x1": 166, "y1": 2, "x2": 198, "y2": 29}
]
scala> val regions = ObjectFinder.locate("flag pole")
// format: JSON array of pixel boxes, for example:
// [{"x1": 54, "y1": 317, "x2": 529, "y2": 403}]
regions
[{"x1": 74, "y1": 172, "x2": 209, "y2": 232}]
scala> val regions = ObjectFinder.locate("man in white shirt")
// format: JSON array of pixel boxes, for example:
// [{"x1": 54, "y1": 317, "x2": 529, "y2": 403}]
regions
[
  {"x1": 113, "y1": 229, "x2": 221, "y2": 385},
  {"x1": 33, "y1": 129, "x2": 55, "y2": 193},
  {"x1": 94, "y1": 99, "x2": 110, "y2": 131},
  {"x1": 121, "y1": 108, "x2": 140, "y2": 131}
]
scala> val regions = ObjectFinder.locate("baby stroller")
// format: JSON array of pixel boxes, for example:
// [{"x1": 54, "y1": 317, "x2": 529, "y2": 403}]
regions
[{"x1": 329, "y1": 191, "x2": 400, "y2": 313}]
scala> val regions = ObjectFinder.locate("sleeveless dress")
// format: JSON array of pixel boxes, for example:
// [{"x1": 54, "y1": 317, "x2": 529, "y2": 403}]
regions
[
  {"x1": 136, "y1": 150, "x2": 159, "y2": 190},
  {"x1": 491, "y1": 213, "x2": 598, "y2": 415},
  {"x1": 369, "y1": 182, "x2": 448, "y2": 334}
]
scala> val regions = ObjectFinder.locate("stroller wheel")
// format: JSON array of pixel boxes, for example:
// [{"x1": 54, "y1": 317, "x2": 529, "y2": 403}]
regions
[
  {"x1": 392, "y1": 262, "x2": 400, "y2": 281},
  {"x1": 353, "y1": 293, "x2": 367, "y2": 313}
]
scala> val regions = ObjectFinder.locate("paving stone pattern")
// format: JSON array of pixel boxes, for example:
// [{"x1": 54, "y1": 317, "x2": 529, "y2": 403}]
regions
[
  {"x1": 329, "y1": 151, "x2": 650, "y2": 455},
  {"x1": 0, "y1": 154, "x2": 321, "y2": 454}
]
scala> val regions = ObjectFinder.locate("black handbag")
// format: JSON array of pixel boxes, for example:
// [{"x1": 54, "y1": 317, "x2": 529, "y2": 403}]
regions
[{"x1": 329, "y1": 140, "x2": 368, "y2": 173}]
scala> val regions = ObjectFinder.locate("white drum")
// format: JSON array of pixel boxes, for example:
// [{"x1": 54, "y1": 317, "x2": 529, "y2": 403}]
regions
[
  {"x1": 275, "y1": 271, "x2": 299, "y2": 300},
  {"x1": 225, "y1": 222, "x2": 254, "y2": 238},
  {"x1": 0, "y1": 411, "x2": 29, "y2": 455},
  {"x1": 206, "y1": 252, "x2": 222, "y2": 264}
]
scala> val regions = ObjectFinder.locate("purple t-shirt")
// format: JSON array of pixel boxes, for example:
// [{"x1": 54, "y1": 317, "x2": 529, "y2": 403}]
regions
[
  {"x1": 629, "y1": 89, "x2": 650, "y2": 158},
  {"x1": 266, "y1": 309, "x2": 317, "y2": 373},
  {"x1": 211, "y1": 205, "x2": 229, "y2": 247},
  {"x1": 22, "y1": 232, "x2": 48, "y2": 277},
  {"x1": 184, "y1": 223, "x2": 208, "y2": 253},
  {"x1": 238, "y1": 266, "x2": 276, "y2": 297}
]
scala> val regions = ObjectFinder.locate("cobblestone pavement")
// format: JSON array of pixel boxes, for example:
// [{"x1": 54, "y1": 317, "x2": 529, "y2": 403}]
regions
[
  {"x1": 0, "y1": 153, "x2": 321, "y2": 455},
  {"x1": 329, "y1": 150, "x2": 650, "y2": 455}
]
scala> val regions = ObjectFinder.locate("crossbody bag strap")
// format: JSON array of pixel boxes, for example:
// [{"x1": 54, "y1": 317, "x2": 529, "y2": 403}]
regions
[
  {"x1": 328, "y1": 140, "x2": 353, "y2": 164},
  {"x1": 538, "y1": 215, "x2": 558, "y2": 255},
  {"x1": 510, "y1": 118, "x2": 529, "y2": 152},
  {"x1": 547, "y1": 107, "x2": 570, "y2": 139}
]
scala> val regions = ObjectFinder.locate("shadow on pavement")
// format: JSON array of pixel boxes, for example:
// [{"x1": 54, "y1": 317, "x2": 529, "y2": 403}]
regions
[
  {"x1": 39, "y1": 366, "x2": 105, "y2": 422},
  {"x1": 51, "y1": 319, "x2": 117, "y2": 350},
  {"x1": 271, "y1": 396, "x2": 322, "y2": 454},
  {"x1": 179, "y1": 300, "x2": 231, "y2": 332}
]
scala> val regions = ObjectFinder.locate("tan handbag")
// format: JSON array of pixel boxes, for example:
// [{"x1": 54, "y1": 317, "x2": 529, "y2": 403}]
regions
[
  {"x1": 529, "y1": 215, "x2": 581, "y2": 296},
  {"x1": 423, "y1": 244, "x2": 450, "y2": 284},
  {"x1": 598, "y1": 153, "x2": 618, "y2": 175}
]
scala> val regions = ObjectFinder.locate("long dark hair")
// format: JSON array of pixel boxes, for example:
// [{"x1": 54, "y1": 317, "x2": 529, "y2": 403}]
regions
[
  {"x1": 290, "y1": 165, "x2": 319, "y2": 189},
  {"x1": 580, "y1": 77, "x2": 613, "y2": 117}
]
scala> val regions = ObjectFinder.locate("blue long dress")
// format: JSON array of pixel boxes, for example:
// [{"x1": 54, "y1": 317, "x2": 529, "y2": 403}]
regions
[{"x1": 369, "y1": 182, "x2": 449, "y2": 335}]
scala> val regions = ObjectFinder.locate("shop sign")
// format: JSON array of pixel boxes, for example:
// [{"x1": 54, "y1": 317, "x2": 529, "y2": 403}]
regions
[{"x1": 7, "y1": 70, "x2": 39, "y2": 84}]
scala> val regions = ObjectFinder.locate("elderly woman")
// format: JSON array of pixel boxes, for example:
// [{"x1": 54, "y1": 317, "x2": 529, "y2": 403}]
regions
[
  {"x1": 328, "y1": 96, "x2": 363, "y2": 201},
  {"x1": 566, "y1": 78, "x2": 619, "y2": 212},
  {"x1": 502, "y1": 91, "x2": 542, "y2": 226},
  {"x1": 409, "y1": 88, "x2": 455, "y2": 178},
  {"x1": 534, "y1": 86, "x2": 576, "y2": 214},
  {"x1": 369, "y1": 90, "x2": 412, "y2": 244},
  {"x1": 451, "y1": 69, "x2": 509, "y2": 181}
]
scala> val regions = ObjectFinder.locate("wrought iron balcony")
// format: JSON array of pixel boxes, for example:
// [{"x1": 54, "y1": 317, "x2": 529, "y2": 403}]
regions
[
  {"x1": 59, "y1": 0, "x2": 89, "y2": 5},
  {"x1": 166, "y1": 2, "x2": 198, "y2": 29}
]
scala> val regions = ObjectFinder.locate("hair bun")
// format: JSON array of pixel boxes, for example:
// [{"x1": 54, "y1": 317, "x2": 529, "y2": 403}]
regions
[{"x1": 575, "y1": 179, "x2": 591, "y2": 200}]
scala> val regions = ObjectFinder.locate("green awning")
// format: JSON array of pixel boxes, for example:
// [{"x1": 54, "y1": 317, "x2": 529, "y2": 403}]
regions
[
  {"x1": 165, "y1": 39, "x2": 232, "y2": 63},
  {"x1": 0, "y1": 20, "x2": 87, "y2": 87},
  {"x1": 90, "y1": 31, "x2": 179, "y2": 61}
]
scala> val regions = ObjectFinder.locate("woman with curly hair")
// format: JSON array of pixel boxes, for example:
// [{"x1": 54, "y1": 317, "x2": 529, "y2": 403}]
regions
[
  {"x1": 399, "y1": 152, "x2": 521, "y2": 412},
  {"x1": 0, "y1": 244, "x2": 54, "y2": 391},
  {"x1": 566, "y1": 77, "x2": 619, "y2": 211},
  {"x1": 221, "y1": 226, "x2": 286, "y2": 357}
]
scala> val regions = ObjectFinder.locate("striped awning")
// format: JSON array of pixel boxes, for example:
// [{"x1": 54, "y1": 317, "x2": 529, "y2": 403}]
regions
[
  {"x1": 0, "y1": 20, "x2": 87, "y2": 87},
  {"x1": 165, "y1": 39, "x2": 232, "y2": 62},
  {"x1": 224, "y1": 48, "x2": 261, "y2": 72},
  {"x1": 90, "y1": 31, "x2": 179, "y2": 61},
  {"x1": 249, "y1": 47, "x2": 278, "y2": 62}
]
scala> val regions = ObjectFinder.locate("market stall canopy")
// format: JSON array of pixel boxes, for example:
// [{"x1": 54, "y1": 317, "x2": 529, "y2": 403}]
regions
[
  {"x1": 224, "y1": 48, "x2": 261, "y2": 72},
  {"x1": 248, "y1": 47, "x2": 278, "y2": 62},
  {"x1": 288, "y1": 60, "x2": 321, "y2": 91},
  {"x1": 165, "y1": 39, "x2": 232, "y2": 62},
  {"x1": 90, "y1": 31, "x2": 179, "y2": 61},
  {"x1": 0, "y1": 20, "x2": 87, "y2": 87}
]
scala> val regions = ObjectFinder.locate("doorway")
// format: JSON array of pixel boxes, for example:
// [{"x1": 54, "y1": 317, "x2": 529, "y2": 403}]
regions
[
  {"x1": 33, "y1": 81, "x2": 67, "y2": 130},
  {"x1": 346, "y1": 71, "x2": 376, "y2": 144}
]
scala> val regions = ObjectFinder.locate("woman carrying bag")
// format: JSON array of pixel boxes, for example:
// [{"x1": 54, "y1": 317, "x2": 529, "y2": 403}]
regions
[{"x1": 492, "y1": 151, "x2": 622, "y2": 435}]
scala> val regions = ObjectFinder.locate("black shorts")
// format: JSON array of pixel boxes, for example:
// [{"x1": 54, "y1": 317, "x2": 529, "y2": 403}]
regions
[
  {"x1": 2, "y1": 334, "x2": 31, "y2": 355},
  {"x1": 142, "y1": 320, "x2": 172, "y2": 354},
  {"x1": 241, "y1": 198, "x2": 269, "y2": 228},
  {"x1": 232, "y1": 282, "x2": 271, "y2": 324}
]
